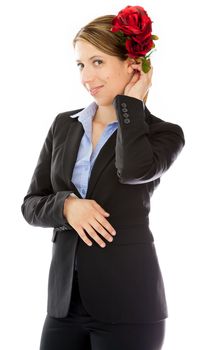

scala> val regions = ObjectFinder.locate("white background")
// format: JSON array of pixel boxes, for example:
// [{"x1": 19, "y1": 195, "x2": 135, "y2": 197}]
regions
[{"x1": 0, "y1": 0, "x2": 199, "y2": 349}]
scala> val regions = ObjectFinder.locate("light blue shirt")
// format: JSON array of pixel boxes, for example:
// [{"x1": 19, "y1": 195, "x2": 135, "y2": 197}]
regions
[{"x1": 69, "y1": 101, "x2": 118, "y2": 198}]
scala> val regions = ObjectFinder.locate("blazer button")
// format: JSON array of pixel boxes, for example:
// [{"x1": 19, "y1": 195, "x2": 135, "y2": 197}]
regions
[
  {"x1": 124, "y1": 118, "x2": 130, "y2": 124},
  {"x1": 122, "y1": 108, "x2": 128, "y2": 112},
  {"x1": 121, "y1": 102, "x2": 127, "y2": 108},
  {"x1": 123, "y1": 113, "x2": 129, "y2": 118}
]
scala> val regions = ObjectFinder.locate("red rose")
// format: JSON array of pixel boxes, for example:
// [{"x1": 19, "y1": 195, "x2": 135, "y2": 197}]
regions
[
  {"x1": 111, "y1": 5, "x2": 154, "y2": 58},
  {"x1": 125, "y1": 36, "x2": 154, "y2": 59}
]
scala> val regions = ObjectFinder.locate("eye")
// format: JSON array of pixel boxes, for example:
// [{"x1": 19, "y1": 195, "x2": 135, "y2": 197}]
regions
[
  {"x1": 77, "y1": 63, "x2": 84, "y2": 70},
  {"x1": 93, "y1": 59, "x2": 103, "y2": 66},
  {"x1": 76, "y1": 59, "x2": 103, "y2": 70}
]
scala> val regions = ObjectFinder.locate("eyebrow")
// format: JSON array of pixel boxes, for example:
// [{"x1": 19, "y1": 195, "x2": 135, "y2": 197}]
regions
[{"x1": 75, "y1": 55, "x2": 103, "y2": 62}]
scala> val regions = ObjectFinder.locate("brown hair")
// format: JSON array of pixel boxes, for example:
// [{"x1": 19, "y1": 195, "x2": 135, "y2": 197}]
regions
[{"x1": 73, "y1": 15, "x2": 149, "y2": 103}]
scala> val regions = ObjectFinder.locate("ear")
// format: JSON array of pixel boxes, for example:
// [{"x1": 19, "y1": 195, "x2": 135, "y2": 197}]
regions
[{"x1": 126, "y1": 58, "x2": 137, "y2": 74}]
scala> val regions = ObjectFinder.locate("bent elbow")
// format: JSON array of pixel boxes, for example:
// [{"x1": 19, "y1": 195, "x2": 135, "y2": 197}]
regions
[{"x1": 116, "y1": 160, "x2": 166, "y2": 185}]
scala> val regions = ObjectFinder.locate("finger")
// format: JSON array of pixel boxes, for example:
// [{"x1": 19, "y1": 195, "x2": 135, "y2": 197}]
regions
[
  {"x1": 134, "y1": 66, "x2": 153, "y2": 81},
  {"x1": 94, "y1": 215, "x2": 116, "y2": 236},
  {"x1": 132, "y1": 63, "x2": 153, "y2": 76},
  {"x1": 83, "y1": 224, "x2": 106, "y2": 248},
  {"x1": 131, "y1": 62, "x2": 142, "y2": 71},
  {"x1": 76, "y1": 226, "x2": 93, "y2": 246},
  {"x1": 149, "y1": 66, "x2": 153, "y2": 77},
  {"x1": 131, "y1": 73, "x2": 140, "y2": 84},
  {"x1": 147, "y1": 66, "x2": 153, "y2": 84},
  {"x1": 89, "y1": 218, "x2": 115, "y2": 242},
  {"x1": 92, "y1": 200, "x2": 110, "y2": 216}
]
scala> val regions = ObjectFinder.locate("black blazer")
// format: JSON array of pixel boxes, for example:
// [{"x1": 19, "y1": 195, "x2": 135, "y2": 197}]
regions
[{"x1": 21, "y1": 95, "x2": 185, "y2": 323}]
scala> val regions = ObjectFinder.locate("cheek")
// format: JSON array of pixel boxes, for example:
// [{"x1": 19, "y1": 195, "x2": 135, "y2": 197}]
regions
[
  {"x1": 110, "y1": 72, "x2": 129, "y2": 90},
  {"x1": 106, "y1": 72, "x2": 124, "y2": 85}
]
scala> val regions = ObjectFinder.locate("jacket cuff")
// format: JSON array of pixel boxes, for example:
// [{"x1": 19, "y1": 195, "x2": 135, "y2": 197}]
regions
[
  {"x1": 113, "y1": 95, "x2": 147, "y2": 130},
  {"x1": 53, "y1": 191, "x2": 74, "y2": 229}
]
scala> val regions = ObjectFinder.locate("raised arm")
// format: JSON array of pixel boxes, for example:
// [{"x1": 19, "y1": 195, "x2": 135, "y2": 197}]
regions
[{"x1": 113, "y1": 94, "x2": 185, "y2": 185}]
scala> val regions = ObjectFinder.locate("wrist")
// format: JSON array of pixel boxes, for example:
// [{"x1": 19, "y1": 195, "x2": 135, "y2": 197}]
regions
[
  {"x1": 69, "y1": 193, "x2": 79, "y2": 199},
  {"x1": 65, "y1": 193, "x2": 79, "y2": 206},
  {"x1": 125, "y1": 93, "x2": 143, "y2": 101},
  {"x1": 63, "y1": 193, "x2": 78, "y2": 216}
]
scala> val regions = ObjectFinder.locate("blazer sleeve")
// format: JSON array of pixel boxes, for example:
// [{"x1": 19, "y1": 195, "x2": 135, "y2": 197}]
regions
[
  {"x1": 21, "y1": 115, "x2": 73, "y2": 229},
  {"x1": 113, "y1": 95, "x2": 185, "y2": 185}
]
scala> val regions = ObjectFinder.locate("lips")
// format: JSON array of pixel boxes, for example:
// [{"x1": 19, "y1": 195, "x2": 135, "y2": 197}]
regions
[{"x1": 89, "y1": 85, "x2": 104, "y2": 96}]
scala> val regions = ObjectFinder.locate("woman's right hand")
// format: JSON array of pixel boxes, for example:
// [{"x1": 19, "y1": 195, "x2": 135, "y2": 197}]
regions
[{"x1": 63, "y1": 195, "x2": 116, "y2": 248}]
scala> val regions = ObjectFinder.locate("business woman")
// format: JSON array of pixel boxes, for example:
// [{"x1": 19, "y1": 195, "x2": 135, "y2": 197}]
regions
[{"x1": 21, "y1": 6, "x2": 185, "y2": 350}]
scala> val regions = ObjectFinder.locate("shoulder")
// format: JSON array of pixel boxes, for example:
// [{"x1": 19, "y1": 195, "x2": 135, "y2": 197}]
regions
[
  {"x1": 56, "y1": 108, "x2": 84, "y2": 124},
  {"x1": 51, "y1": 107, "x2": 84, "y2": 133}
]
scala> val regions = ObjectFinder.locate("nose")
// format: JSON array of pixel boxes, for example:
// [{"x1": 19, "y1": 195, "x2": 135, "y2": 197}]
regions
[{"x1": 81, "y1": 66, "x2": 95, "y2": 86}]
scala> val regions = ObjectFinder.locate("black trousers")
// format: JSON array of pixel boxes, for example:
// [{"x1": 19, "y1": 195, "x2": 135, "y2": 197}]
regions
[{"x1": 39, "y1": 270, "x2": 165, "y2": 350}]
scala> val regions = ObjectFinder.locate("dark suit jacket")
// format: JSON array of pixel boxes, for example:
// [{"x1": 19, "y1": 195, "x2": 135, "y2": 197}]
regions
[{"x1": 21, "y1": 95, "x2": 185, "y2": 323}]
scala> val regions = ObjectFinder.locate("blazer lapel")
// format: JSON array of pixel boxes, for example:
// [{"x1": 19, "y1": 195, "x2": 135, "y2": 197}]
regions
[
  {"x1": 61, "y1": 117, "x2": 117, "y2": 199},
  {"x1": 62, "y1": 119, "x2": 84, "y2": 197},
  {"x1": 86, "y1": 129, "x2": 117, "y2": 198}
]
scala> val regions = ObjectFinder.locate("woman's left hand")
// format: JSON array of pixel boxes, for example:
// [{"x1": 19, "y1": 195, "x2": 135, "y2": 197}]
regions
[{"x1": 124, "y1": 61, "x2": 153, "y2": 101}]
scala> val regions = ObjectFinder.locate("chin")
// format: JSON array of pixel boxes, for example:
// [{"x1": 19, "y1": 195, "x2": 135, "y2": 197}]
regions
[{"x1": 92, "y1": 95, "x2": 117, "y2": 106}]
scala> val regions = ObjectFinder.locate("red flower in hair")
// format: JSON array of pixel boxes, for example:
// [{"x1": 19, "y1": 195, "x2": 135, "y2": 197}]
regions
[{"x1": 110, "y1": 5, "x2": 159, "y2": 73}]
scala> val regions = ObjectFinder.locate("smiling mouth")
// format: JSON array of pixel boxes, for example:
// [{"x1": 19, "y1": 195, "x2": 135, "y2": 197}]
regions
[{"x1": 89, "y1": 86, "x2": 104, "y2": 96}]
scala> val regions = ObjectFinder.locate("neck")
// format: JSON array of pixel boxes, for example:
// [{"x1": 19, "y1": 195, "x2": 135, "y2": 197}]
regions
[{"x1": 93, "y1": 105, "x2": 117, "y2": 125}]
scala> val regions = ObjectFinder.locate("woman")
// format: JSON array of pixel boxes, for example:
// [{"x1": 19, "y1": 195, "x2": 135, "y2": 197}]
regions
[{"x1": 21, "y1": 5, "x2": 185, "y2": 350}]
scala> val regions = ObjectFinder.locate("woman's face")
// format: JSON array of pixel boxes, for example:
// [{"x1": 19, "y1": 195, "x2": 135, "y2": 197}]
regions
[{"x1": 74, "y1": 39, "x2": 134, "y2": 106}]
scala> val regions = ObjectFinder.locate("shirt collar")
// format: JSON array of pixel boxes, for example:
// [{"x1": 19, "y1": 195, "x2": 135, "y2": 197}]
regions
[
  {"x1": 69, "y1": 102, "x2": 118, "y2": 139},
  {"x1": 69, "y1": 101, "x2": 97, "y2": 123}
]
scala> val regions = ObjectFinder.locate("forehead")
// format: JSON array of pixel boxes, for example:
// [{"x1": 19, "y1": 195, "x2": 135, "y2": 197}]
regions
[{"x1": 74, "y1": 39, "x2": 106, "y2": 61}]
